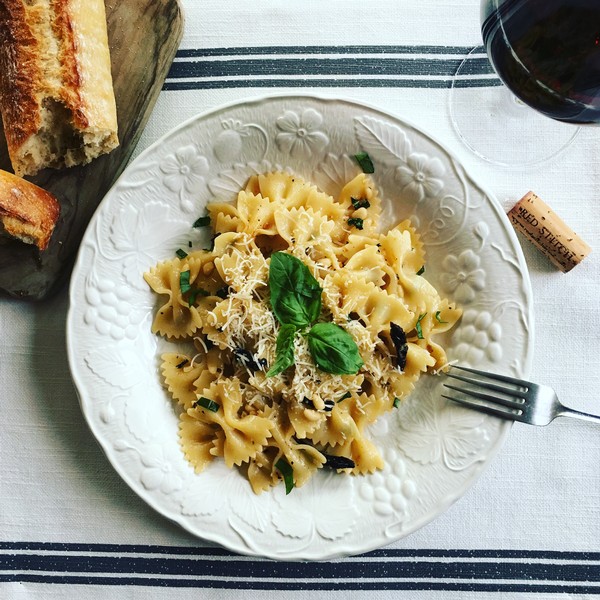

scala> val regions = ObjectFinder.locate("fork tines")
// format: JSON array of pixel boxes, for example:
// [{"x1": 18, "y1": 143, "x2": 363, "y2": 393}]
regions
[{"x1": 442, "y1": 365, "x2": 528, "y2": 421}]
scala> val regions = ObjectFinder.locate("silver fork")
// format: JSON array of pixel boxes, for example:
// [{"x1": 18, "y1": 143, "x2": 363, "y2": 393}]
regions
[{"x1": 442, "y1": 365, "x2": 600, "y2": 426}]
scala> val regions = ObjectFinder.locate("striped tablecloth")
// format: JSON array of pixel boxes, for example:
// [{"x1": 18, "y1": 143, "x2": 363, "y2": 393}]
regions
[{"x1": 2, "y1": 0, "x2": 599, "y2": 597}]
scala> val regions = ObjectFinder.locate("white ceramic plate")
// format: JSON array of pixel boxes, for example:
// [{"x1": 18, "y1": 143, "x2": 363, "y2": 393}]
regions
[{"x1": 67, "y1": 95, "x2": 533, "y2": 560}]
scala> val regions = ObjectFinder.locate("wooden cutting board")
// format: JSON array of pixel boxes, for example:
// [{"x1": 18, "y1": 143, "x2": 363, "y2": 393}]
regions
[{"x1": 0, "y1": 0, "x2": 184, "y2": 300}]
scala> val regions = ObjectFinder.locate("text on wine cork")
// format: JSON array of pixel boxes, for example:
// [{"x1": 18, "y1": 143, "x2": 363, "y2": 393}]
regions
[{"x1": 507, "y1": 191, "x2": 591, "y2": 272}]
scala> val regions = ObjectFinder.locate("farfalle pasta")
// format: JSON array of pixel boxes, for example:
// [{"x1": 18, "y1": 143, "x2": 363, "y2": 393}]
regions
[{"x1": 145, "y1": 171, "x2": 461, "y2": 494}]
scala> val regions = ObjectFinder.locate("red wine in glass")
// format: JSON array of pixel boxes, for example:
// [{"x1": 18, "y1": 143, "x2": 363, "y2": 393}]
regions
[{"x1": 482, "y1": 0, "x2": 600, "y2": 124}]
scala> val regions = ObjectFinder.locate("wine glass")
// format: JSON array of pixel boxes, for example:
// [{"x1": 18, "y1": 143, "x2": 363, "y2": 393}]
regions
[{"x1": 449, "y1": 0, "x2": 600, "y2": 167}]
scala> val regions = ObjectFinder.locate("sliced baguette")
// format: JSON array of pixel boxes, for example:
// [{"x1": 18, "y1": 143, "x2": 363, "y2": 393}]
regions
[
  {"x1": 0, "y1": 0, "x2": 118, "y2": 177},
  {"x1": 0, "y1": 169, "x2": 60, "y2": 250}
]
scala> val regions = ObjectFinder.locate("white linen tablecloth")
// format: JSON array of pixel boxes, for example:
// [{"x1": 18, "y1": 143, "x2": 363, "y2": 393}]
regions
[{"x1": 1, "y1": 0, "x2": 599, "y2": 597}]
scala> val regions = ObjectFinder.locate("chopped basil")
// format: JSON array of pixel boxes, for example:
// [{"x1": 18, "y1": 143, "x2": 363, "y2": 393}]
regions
[
  {"x1": 233, "y1": 348, "x2": 264, "y2": 373},
  {"x1": 193, "y1": 215, "x2": 211, "y2": 228},
  {"x1": 179, "y1": 270, "x2": 192, "y2": 294},
  {"x1": 195, "y1": 396, "x2": 219, "y2": 412},
  {"x1": 188, "y1": 288, "x2": 210, "y2": 306},
  {"x1": 435, "y1": 310, "x2": 448, "y2": 324},
  {"x1": 275, "y1": 458, "x2": 295, "y2": 494},
  {"x1": 393, "y1": 397, "x2": 401, "y2": 409},
  {"x1": 176, "y1": 248, "x2": 188, "y2": 259},
  {"x1": 354, "y1": 151, "x2": 375, "y2": 174},
  {"x1": 188, "y1": 241, "x2": 193, "y2": 248},
  {"x1": 267, "y1": 324, "x2": 297, "y2": 377},
  {"x1": 175, "y1": 358, "x2": 189, "y2": 369},
  {"x1": 338, "y1": 391, "x2": 352, "y2": 402},
  {"x1": 415, "y1": 313, "x2": 427, "y2": 340},
  {"x1": 390, "y1": 322, "x2": 408, "y2": 371},
  {"x1": 416, "y1": 265, "x2": 425, "y2": 276},
  {"x1": 307, "y1": 322, "x2": 363, "y2": 375},
  {"x1": 351, "y1": 197, "x2": 371, "y2": 210},
  {"x1": 348, "y1": 217, "x2": 364, "y2": 230},
  {"x1": 268, "y1": 252, "x2": 322, "y2": 328}
]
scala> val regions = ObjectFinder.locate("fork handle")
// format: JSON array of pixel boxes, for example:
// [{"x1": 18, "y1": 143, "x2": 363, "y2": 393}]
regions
[{"x1": 558, "y1": 406, "x2": 600, "y2": 424}]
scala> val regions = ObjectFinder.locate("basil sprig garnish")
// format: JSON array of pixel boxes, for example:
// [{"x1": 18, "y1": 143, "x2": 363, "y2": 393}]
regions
[
  {"x1": 307, "y1": 322, "x2": 364, "y2": 375},
  {"x1": 267, "y1": 252, "x2": 363, "y2": 377},
  {"x1": 266, "y1": 324, "x2": 297, "y2": 377},
  {"x1": 269, "y1": 252, "x2": 322, "y2": 328}
]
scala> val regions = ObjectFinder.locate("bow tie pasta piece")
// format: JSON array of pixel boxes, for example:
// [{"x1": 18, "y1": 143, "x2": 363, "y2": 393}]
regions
[
  {"x1": 337, "y1": 173, "x2": 382, "y2": 239},
  {"x1": 179, "y1": 413, "x2": 221, "y2": 474},
  {"x1": 161, "y1": 353, "x2": 206, "y2": 410},
  {"x1": 326, "y1": 271, "x2": 414, "y2": 333},
  {"x1": 184, "y1": 379, "x2": 274, "y2": 469},
  {"x1": 144, "y1": 253, "x2": 224, "y2": 339}
]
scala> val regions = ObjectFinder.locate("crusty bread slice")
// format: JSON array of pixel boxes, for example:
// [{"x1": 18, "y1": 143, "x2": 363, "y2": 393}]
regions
[
  {"x1": 0, "y1": 169, "x2": 60, "y2": 250},
  {"x1": 0, "y1": 0, "x2": 118, "y2": 177}
]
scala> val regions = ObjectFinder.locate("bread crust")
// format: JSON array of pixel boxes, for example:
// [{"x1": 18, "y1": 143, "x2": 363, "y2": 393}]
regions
[
  {"x1": 0, "y1": 0, "x2": 118, "y2": 176},
  {"x1": 0, "y1": 0, "x2": 41, "y2": 152},
  {"x1": 0, "y1": 169, "x2": 60, "y2": 250}
]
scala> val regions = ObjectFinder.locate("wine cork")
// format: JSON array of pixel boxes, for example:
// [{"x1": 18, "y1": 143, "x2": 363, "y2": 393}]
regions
[{"x1": 508, "y1": 191, "x2": 591, "y2": 272}]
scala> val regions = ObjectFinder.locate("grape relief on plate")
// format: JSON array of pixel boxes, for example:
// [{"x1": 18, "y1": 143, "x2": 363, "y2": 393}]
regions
[{"x1": 67, "y1": 96, "x2": 533, "y2": 560}]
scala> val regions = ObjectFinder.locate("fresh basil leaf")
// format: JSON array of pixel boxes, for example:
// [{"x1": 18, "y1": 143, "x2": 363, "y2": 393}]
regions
[
  {"x1": 267, "y1": 324, "x2": 297, "y2": 377},
  {"x1": 176, "y1": 248, "x2": 188, "y2": 259},
  {"x1": 393, "y1": 397, "x2": 401, "y2": 409},
  {"x1": 269, "y1": 252, "x2": 322, "y2": 327},
  {"x1": 307, "y1": 322, "x2": 363, "y2": 375},
  {"x1": 416, "y1": 265, "x2": 425, "y2": 276}
]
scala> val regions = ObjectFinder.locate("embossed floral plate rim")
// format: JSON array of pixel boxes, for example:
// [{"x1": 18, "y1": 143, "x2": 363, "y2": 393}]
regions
[{"x1": 66, "y1": 94, "x2": 534, "y2": 560}]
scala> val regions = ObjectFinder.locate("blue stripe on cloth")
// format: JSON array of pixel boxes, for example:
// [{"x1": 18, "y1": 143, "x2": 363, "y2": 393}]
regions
[
  {"x1": 162, "y1": 79, "x2": 502, "y2": 91},
  {"x1": 167, "y1": 57, "x2": 494, "y2": 79},
  {"x1": 175, "y1": 45, "x2": 484, "y2": 57},
  {"x1": 1, "y1": 543, "x2": 600, "y2": 592},
  {"x1": 161, "y1": 45, "x2": 501, "y2": 90}
]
